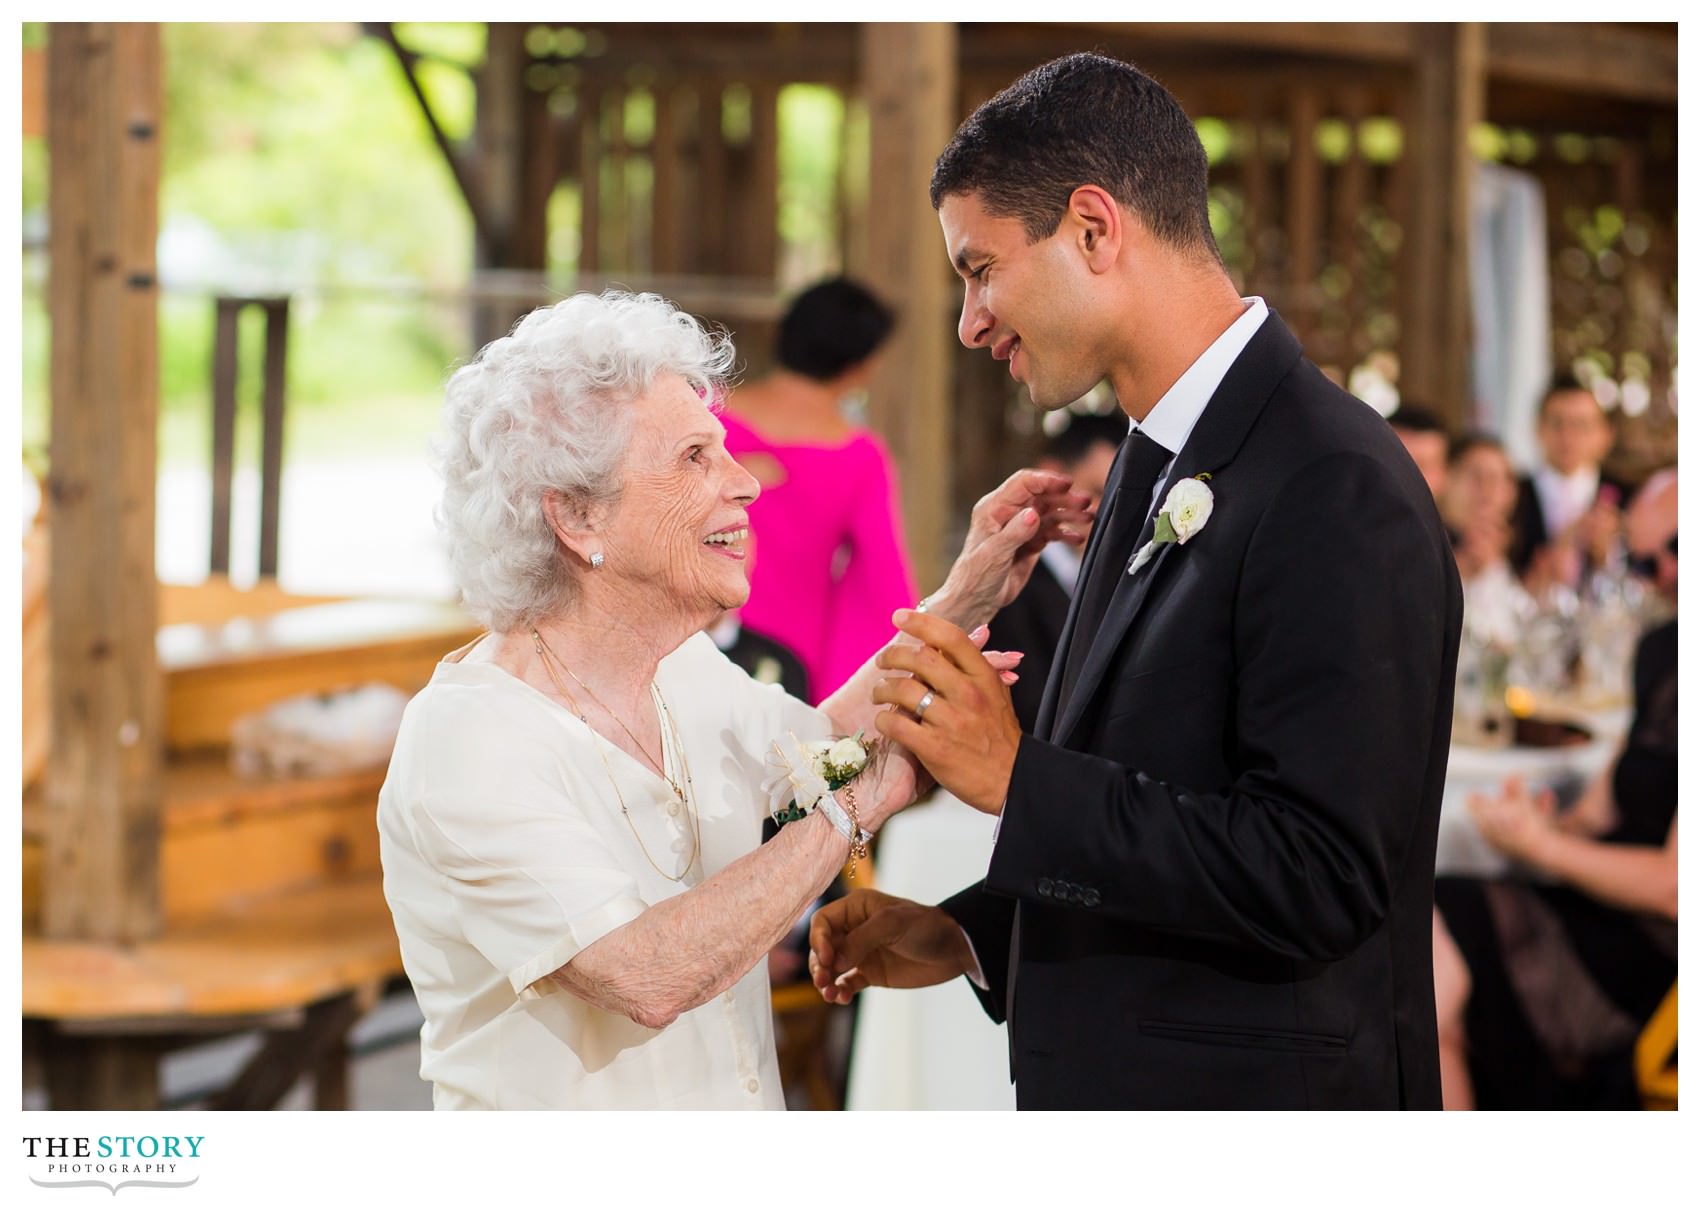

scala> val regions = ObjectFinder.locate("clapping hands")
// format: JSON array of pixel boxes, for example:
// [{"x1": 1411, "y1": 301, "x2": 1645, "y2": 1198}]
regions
[{"x1": 1467, "y1": 774, "x2": 1559, "y2": 865}]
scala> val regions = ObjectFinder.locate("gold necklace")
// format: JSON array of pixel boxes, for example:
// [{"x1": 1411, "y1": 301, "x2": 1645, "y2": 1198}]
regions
[
  {"x1": 532, "y1": 628, "x2": 684, "y2": 800},
  {"x1": 530, "y1": 629, "x2": 701, "y2": 882}
]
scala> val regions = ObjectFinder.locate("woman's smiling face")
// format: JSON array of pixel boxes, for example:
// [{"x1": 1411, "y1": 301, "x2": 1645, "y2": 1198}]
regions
[{"x1": 597, "y1": 373, "x2": 761, "y2": 626}]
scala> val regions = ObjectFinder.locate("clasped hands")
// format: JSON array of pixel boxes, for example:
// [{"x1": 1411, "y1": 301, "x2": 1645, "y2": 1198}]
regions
[
  {"x1": 808, "y1": 469, "x2": 1091, "y2": 1005},
  {"x1": 873, "y1": 466, "x2": 1089, "y2": 815}
]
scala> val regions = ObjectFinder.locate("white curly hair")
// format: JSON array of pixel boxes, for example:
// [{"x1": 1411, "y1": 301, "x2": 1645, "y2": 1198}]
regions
[{"x1": 432, "y1": 290, "x2": 736, "y2": 632}]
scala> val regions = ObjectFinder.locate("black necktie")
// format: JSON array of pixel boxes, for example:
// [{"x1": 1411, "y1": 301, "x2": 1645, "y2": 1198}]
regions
[{"x1": 1056, "y1": 428, "x2": 1171, "y2": 711}]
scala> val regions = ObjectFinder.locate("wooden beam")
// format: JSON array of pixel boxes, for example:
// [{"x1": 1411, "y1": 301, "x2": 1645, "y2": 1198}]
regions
[
  {"x1": 857, "y1": 23, "x2": 957, "y2": 587},
  {"x1": 999, "y1": 21, "x2": 1420, "y2": 64},
  {"x1": 1487, "y1": 22, "x2": 1676, "y2": 105},
  {"x1": 45, "y1": 22, "x2": 165, "y2": 942},
  {"x1": 368, "y1": 24, "x2": 498, "y2": 253},
  {"x1": 1402, "y1": 22, "x2": 1484, "y2": 428}
]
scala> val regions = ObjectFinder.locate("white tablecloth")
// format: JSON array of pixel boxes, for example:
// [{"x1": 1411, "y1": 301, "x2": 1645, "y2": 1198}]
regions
[
  {"x1": 1435, "y1": 706, "x2": 1629, "y2": 876},
  {"x1": 844, "y1": 791, "x2": 1016, "y2": 1111}
]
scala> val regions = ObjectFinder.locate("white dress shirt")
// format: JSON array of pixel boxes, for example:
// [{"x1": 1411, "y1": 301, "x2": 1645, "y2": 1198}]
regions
[
  {"x1": 1130, "y1": 295, "x2": 1269, "y2": 524},
  {"x1": 1036, "y1": 537, "x2": 1085, "y2": 594},
  {"x1": 1532, "y1": 463, "x2": 1602, "y2": 541},
  {"x1": 378, "y1": 631, "x2": 828, "y2": 1109}
]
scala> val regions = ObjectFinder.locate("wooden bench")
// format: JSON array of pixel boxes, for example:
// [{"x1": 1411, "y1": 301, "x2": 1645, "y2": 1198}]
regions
[{"x1": 23, "y1": 580, "x2": 479, "y2": 1109}]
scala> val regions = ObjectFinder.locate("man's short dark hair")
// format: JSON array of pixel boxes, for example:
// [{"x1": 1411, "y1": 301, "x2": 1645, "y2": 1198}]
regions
[
  {"x1": 1043, "y1": 412, "x2": 1128, "y2": 467},
  {"x1": 929, "y1": 52, "x2": 1218, "y2": 259},
  {"x1": 1386, "y1": 404, "x2": 1450, "y2": 439},
  {"x1": 776, "y1": 276, "x2": 896, "y2": 382},
  {"x1": 1448, "y1": 430, "x2": 1508, "y2": 466},
  {"x1": 1537, "y1": 371, "x2": 1605, "y2": 420}
]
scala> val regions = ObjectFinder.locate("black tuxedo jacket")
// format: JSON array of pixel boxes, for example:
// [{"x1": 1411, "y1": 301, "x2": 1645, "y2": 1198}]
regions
[
  {"x1": 989, "y1": 557, "x2": 1073, "y2": 734},
  {"x1": 1508, "y1": 469, "x2": 1630, "y2": 576},
  {"x1": 942, "y1": 314, "x2": 1463, "y2": 1109}
]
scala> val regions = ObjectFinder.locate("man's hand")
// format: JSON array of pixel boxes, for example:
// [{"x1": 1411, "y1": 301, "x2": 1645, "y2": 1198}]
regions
[
  {"x1": 871, "y1": 610, "x2": 1022, "y2": 814},
  {"x1": 930, "y1": 469, "x2": 1094, "y2": 629},
  {"x1": 808, "y1": 888, "x2": 975, "y2": 1004}
]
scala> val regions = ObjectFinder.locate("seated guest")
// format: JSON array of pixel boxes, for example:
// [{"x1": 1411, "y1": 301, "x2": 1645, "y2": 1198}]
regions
[
  {"x1": 1510, "y1": 374, "x2": 1627, "y2": 587},
  {"x1": 989, "y1": 411, "x2": 1125, "y2": 731},
  {"x1": 1440, "y1": 433, "x2": 1529, "y2": 647},
  {"x1": 1386, "y1": 403, "x2": 1452, "y2": 504},
  {"x1": 1432, "y1": 468, "x2": 1677, "y2": 1109}
]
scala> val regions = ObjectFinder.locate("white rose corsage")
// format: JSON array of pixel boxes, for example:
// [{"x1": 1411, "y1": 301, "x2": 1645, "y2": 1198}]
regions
[
  {"x1": 1128, "y1": 473, "x2": 1214, "y2": 575},
  {"x1": 763, "y1": 731, "x2": 871, "y2": 825}
]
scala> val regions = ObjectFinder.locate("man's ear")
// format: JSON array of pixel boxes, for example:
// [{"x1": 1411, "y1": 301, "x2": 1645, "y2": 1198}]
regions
[
  {"x1": 542, "y1": 489, "x2": 605, "y2": 568},
  {"x1": 1066, "y1": 185, "x2": 1123, "y2": 273}
]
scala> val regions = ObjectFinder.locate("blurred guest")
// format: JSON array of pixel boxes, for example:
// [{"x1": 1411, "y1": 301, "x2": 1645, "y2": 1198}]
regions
[
  {"x1": 1432, "y1": 468, "x2": 1677, "y2": 1109},
  {"x1": 1386, "y1": 403, "x2": 1452, "y2": 503},
  {"x1": 989, "y1": 411, "x2": 1124, "y2": 731},
  {"x1": 723, "y1": 277, "x2": 919, "y2": 703},
  {"x1": 1440, "y1": 433, "x2": 1529, "y2": 647},
  {"x1": 1510, "y1": 374, "x2": 1627, "y2": 586}
]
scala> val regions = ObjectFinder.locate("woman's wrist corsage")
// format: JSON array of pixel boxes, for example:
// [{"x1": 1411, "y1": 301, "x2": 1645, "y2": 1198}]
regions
[{"x1": 763, "y1": 732, "x2": 876, "y2": 861}]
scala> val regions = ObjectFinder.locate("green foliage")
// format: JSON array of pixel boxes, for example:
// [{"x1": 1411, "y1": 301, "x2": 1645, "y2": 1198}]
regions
[
  {"x1": 777, "y1": 85, "x2": 845, "y2": 274},
  {"x1": 160, "y1": 24, "x2": 472, "y2": 283}
]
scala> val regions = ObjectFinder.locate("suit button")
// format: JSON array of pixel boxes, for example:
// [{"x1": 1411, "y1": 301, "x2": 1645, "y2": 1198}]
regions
[
  {"x1": 1037, "y1": 878, "x2": 1054, "y2": 897},
  {"x1": 1083, "y1": 889, "x2": 1101, "y2": 908},
  {"x1": 1068, "y1": 884, "x2": 1084, "y2": 903}
]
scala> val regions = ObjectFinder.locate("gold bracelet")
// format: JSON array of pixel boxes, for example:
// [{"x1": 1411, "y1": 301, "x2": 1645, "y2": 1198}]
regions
[{"x1": 840, "y1": 784, "x2": 868, "y2": 880}]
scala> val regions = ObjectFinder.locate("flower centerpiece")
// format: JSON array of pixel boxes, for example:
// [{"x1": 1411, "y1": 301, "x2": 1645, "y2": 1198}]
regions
[{"x1": 763, "y1": 731, "x2": 871, "y2": 825}]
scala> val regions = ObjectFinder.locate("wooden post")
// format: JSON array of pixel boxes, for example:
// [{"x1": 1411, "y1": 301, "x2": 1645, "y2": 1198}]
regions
[
  {"x1": 857, "y1": 22, "x2": 958, "y2": 588},
  {"x1": 1403, "y1": 22, "x2": 1484, "y2": 427},
  {"x1": 44, "y1": 22, "x2": 164, "y2": 942},
  {"x1": 472, "y1": 23, "x2": 526, "y2": 344},
  {"x1": 1284, "y1": 87, "x2": 1324, "y2": 348}
]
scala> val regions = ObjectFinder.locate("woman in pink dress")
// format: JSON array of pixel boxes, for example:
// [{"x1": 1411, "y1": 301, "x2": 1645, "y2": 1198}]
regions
[{"x1": 722, "y1": 278, "x2": 918, "y2": 703}]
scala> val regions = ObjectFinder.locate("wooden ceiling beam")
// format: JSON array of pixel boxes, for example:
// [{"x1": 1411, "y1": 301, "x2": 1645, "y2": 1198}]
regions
[
  {"x1": 998, "y1": 22, "x2": 1420, "y2": 63},
  {"x1": 1486, "y1": 22, "x2": 1677, "y2": 105}
]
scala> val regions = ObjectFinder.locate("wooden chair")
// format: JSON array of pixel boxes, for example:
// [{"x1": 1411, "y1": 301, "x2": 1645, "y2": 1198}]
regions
[{"x1": 1635, "y1": 982, "x2": 1677, "y2": 1110}]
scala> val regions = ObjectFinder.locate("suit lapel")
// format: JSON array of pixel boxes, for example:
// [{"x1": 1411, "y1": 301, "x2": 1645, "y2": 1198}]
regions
[{"x1": 1051, "y1": 313, "x2": 1306, "y2": 748}]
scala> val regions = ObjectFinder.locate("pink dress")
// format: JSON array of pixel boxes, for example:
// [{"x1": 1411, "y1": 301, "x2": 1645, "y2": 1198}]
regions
[{"x1": 722, "y1": 411, "x2": 919, "y2": 703}]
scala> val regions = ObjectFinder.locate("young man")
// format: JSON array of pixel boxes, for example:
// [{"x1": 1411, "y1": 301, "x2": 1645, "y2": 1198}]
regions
[
  {"x1": 811, "y1": 52, "x2": 1463, "y2": 1109},
  {"x1": 1509, "y1": 374, "x2": 1627, "y2": 581},
  {"x1": 1386, "y1": 403, "x2": 1452, "y2": 504}
]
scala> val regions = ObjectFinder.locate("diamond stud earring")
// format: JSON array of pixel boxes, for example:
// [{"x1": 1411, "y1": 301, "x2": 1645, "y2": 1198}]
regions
[{"x1": 590, "y1": 552, "x2": 605, "y2": 569}]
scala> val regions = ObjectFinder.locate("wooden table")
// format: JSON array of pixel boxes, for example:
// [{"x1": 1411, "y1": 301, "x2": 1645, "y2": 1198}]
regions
[{"x1": 23, "y1": 586, "x2": 480, "y2": 1109}]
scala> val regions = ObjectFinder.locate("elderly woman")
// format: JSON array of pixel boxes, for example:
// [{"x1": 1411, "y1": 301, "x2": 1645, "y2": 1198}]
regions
[{"x1": 377, "y1": 290, "x2": 1085, "y2": 1109}]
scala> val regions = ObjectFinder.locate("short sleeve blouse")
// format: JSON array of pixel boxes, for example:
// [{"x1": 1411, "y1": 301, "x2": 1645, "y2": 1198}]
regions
[{"x1": 377, "y1": 631, "x2": 829, "y2": 1109}]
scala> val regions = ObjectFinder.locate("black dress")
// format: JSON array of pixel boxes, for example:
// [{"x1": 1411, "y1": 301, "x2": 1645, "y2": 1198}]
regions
[{"x1": 1434, "y1": 620, "x2": 1677, "y2": 1108}]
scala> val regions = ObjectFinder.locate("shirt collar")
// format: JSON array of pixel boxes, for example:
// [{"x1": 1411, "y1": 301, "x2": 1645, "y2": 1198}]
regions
[{"x1": 1134, "y1": 297, "x2": 1269, "y2": 456}]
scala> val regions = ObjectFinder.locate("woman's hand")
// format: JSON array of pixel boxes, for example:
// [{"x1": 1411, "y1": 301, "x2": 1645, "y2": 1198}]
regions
[
  {"x1": 1467, "y1": 775, "x2": 1559, "y2": 865},
  {"x1": 928, "y1": 469, "x2": 1093, "y2": 629}
]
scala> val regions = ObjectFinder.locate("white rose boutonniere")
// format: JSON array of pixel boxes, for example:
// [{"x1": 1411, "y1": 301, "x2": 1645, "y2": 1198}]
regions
[{"x1": 1128, "y1": 473, "x2": 1215, "y2": 575}]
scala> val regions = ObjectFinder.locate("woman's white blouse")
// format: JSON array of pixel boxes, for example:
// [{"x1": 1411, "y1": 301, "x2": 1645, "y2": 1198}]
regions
[{"x1": 377, "y1": 630, "x2": 830, "y2": 1109}]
